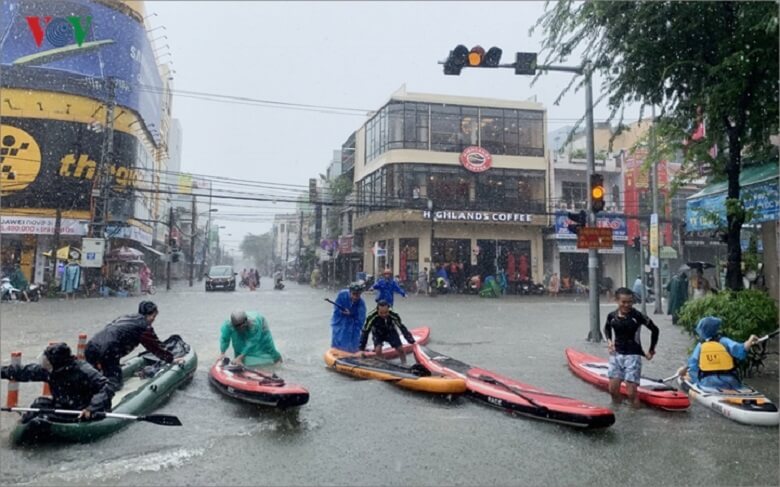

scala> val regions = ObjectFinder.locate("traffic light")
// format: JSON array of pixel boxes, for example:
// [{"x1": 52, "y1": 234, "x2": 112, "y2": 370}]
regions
[
  {"x1": 567, "y1": 210, "x2": 587, "y2": 235},
  {"x1": 590, "y1": 173, "x2": 605, "y2": 214},
  {"x1": 444, "y1": 45, "x2": 469, "y2": 75},
  {"x1": 444, "y1": 45, "x2": 502, "y2": 75},
  {"x1": 515, "y1": 52, "x2": 537, "y2": 75}
]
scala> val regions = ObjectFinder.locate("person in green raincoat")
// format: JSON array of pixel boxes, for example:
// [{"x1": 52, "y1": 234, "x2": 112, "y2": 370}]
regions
[
  {"x1": 218, "y1": 311, "x2": 282, "y2": 367},
  {"x1": 665, "y1": 271, "x2": 689, "y2": 325}
]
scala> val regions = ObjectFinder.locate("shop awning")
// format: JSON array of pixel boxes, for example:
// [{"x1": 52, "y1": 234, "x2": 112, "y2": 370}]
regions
[
  {"x1": 686, "y1": 163, "x2": 779, "y2": 231},
  {"x1": 142, "y1": 245, "x2": 165, "y2": 257}
]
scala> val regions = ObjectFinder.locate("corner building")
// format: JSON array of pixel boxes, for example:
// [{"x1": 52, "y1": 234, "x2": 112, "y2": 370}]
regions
[{"x1": 350, "y1": 88, "x2": 548, "y2": 288}]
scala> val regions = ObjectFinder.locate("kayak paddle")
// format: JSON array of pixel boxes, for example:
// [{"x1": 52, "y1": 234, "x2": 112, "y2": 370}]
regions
[
  {"x1": 661, "y1": 329, "x2": 780, "y2": 383},
  {"x1": 325, "y1": 298, "x2": 350, "y2": 312},
  {"x1": 1, "y1": 407, "x2": 182, "y2": 426}
]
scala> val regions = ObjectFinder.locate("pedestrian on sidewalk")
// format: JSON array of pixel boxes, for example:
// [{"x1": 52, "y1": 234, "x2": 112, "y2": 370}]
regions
[{"x1": 548, "y1": 272, "x2": 560, "y2": 297}]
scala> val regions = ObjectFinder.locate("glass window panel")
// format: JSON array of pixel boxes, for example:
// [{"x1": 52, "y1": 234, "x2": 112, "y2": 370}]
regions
[
  {"x1": 503, "y1": 109, "x2": 520, "y2": 155},
  {"x1": 479, "y1": 108, "x2": 504, "y2": 154},
  {"x1": 430, "y1": 105, "x2": 461, "y2": 152},
  {"x1": 459, "y1": 107, "x2": 479, "y2": 151}
]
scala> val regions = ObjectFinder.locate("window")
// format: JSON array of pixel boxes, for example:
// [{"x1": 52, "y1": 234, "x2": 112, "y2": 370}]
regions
[
  {"x1": 388, "y1": 103, "x2": 404, "y2": 150},
  {"x1": 562, "y1": 181, "x2": 587, "y2": 209},
  {"x1": 479, "y1": 108, "x2": 504, "y2": 154},
  {"x1": 430, "y1": 105, "x2": 461, "y2": 152}
]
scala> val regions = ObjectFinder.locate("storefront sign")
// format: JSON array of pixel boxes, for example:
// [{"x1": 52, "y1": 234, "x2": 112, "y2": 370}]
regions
[
  {"x1": 339, "y1": 235, "x2": 353, "y2": 254},
  {"x1": 686, "y1": 179, "x2": 779, "y2": 231},
  {"x1": 0, "y1": 216, "x2": 86, "y2": 235},
  {"x1": 105, "y1": 224, "x2": 153, "y2": 246},
  {"x1": 649, "y1": 213, "x2": 659, "y2": 268},
  {"x1": 422, "y1": 210, "x2": 533, "y2": 223},
  {"x1": 576, "y1": 228, "x2": 613, "y2": 249},
  {"x1": 2, "y1": 0, "x2": 164, "y2": 144},
  {"x1": 553, "y1": 211, "x2": 627, "y2": 240},
  {"x1": 459, "y1": 146, "x2": 493, "y2": 173},
  {"x1": 558, "y1": 242, "x2": 625, "y2": 255}
]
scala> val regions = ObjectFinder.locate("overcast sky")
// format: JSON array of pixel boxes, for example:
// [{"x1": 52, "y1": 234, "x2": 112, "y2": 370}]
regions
[{"x1": 149, "y1": 1, "x2": 632, "y2": 254}]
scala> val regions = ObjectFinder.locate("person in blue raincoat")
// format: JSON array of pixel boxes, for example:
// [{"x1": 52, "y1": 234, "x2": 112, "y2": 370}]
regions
[
  {"x1": 372, "y1": 268, "x2": 406, "y2": 307},
  {"x1": 330, "y1": 283, "x2": 367, "y2": 352},
  {"x1": 677, "y1": 316, "x2": 760, "y2": 390}
]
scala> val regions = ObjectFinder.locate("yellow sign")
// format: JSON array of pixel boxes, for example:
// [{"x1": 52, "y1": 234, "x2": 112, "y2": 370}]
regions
[{"x1": 0, "y1": 125, "x2": 42, "y2": 195}]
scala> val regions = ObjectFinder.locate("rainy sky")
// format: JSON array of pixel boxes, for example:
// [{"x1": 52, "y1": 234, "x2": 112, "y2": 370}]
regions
[{"x1": 149, "y1": 1, "x2": 637, "y2": 252}]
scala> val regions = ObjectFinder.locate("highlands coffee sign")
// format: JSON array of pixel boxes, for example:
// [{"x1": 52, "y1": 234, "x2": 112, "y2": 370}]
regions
[
  {"x1": 422, "y1": 210, "x2": 534, "y2": 223},
  {"x1": 459, "y1": 146, "x2": 492, "y2": 173}
]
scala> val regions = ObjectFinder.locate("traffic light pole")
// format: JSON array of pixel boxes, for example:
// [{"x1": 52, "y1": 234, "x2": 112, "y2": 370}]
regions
[{"x1": 538, "y1": 62, "x2": 602, "y2": 342}]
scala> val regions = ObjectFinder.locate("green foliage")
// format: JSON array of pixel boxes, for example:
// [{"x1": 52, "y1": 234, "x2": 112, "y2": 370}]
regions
[
  {"x1": 677, "y1": 290, "x2": 778, "y2": 375},
  {"x1": 533, "y1": 1, "x2": 779, "y2": 291},
  {"x1": 742, "y1": 235, "x2": 760, "y2": 274}
]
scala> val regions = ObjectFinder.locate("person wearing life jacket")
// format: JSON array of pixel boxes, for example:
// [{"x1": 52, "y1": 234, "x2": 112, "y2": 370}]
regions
[
  {"x1": 1, "y1": 343, "x2": 114, "y2": 422},
  {"x1": 677, "y1": 316, "x2": 759, "y2": 390}
]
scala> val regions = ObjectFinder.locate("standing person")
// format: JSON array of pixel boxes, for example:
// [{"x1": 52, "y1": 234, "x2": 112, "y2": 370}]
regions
[
  {"x1": 372, "y1": 268, "x2": 406, "y2": 307},
  {"x1": 632, "y1": 275, "x2": 644, "y2": 302},
  {"x1": 61, "y1": 260, "x2": 81, "y2": 301},
  {"x1": 85, "y1": 301, "x2": 182, "y2": 391},
  {"x1": 218, "y1": 311, "x2": 282, "y2": 367},
  {"x1": 690, "y1": 268, "x2": 710, "y2": 301},
  {"x1": 329, "y1": 283, "x2": 367, "y2": 352},
  {"x1": 676, "y1": 316, "x2": 760, "y2": 390},
  {"x1": 416, "y1": 268, "x2": 428, "y2": 295},
  {"x1": 1, "y1": 343, "x2": 114, "y2": 421},
  {"x1": 359, "y1": 299, "x2": 415, "y2": 365},
  {"x1": 139, "y1": 264, "x2": 152, "y2": 293},
  {"x1": 665, "y1": 271, "x2": 689, "y2": 325},
  {"x1": 604, "y1": 287, "x2": 660, "y2": 407},
  {"x1": 9, "y1": 264, "x2": 30, "y2": 302},
  {"x1": 241, "y1": 269, "x2": 248, "y2": 287},
  {"x1": 548, "y1": 272, "x2": 560, "y2": 297}
]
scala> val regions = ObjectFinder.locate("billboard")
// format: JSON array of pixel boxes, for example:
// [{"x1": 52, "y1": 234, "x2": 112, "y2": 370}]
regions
[
  {"x1": 1, "y1": 117, "x2": 142, "y2": 211},
  {"x1": 553, "y1": 211, "x2": 628, "y2": 241},
  {"x1": 0, "y1": 0, "x2": 164, "y2": 144}
]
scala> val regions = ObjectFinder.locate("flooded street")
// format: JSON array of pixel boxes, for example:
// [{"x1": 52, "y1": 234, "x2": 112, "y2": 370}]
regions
[{"x1": 1, "y1": 284, "x2": 777, "y2": 486}]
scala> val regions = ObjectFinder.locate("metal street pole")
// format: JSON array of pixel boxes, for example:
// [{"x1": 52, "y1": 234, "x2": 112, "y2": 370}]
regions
[
  {"x1": 584, "y1": 64, "x2": 603, "y2": 342},
  {"x1": 166, "y1": 205, "x2": 173, "y2": 291},
  {"x1": 189, "y1": 193, "x2": 196, "y2": 287},
  {"x1": 536, "y1": 61, "x2": 602, "y2": 341},
  {"x1": 650, "y1": 105, "x2": 663, "y2": 314},
  {"x1": 639, "y1": 223, "x2": 647, "y2": 315}
]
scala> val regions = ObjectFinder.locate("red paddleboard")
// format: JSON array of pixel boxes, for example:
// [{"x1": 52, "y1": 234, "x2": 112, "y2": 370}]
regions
[{"x1": 209, "y1": 359, "x2": 309, "y2": 408}]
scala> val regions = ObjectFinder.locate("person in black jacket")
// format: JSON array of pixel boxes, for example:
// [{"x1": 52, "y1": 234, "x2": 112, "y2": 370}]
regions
[
  {"x1": 85, "y1": 301, "x2": 182, "y2": 391},
  {"x1": 359, "y1": 299, "x2": 415, "y2": 364},
  {"x1": 1, "y1": 343, "x2": 114, "y2": 422}
]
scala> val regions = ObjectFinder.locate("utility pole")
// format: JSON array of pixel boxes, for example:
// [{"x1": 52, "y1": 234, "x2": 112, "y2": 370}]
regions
[
  {"x1": 650, "y1": 105, "x2": 663, "y2": 314},
  {"x1": 639, "y1": 223, "x2": 647, "y2": 315},
  {"x1": 51, "y1": 208, "x2": 62, "y2": 285},
  {"x1": 297, "y1": 211, "x2": 304, "y2": 278},
  {"x1": 95, "y1": 77, "x2": 117, "y2": 239},
  {"x1": 583, "y1": 63, "x2": 603, "y2": 342},
  {"x1": 166, "y1": 205, "x2": 173, "y2": 291},
  {"x1": 189, "y1": 193, "x2": 196, "y2": 287},
  {"x1": 200, "y1": 182, "x2": 212, "y2": 281}
]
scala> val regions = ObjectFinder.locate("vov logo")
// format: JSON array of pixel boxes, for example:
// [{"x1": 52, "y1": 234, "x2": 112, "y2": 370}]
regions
[{"x1": 26, "y1": 16, "x2": 92, "y2": 48}]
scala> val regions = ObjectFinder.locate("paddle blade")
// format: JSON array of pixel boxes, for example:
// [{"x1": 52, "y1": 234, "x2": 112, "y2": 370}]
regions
[{"x1": 138, "y1": 414, "x2": 182, "y2": 426}]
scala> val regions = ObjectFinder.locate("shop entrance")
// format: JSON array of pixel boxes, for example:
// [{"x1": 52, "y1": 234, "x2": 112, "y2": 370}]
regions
[{"x1": 559, "y1": 252, "x2": 588, "y2": 292}]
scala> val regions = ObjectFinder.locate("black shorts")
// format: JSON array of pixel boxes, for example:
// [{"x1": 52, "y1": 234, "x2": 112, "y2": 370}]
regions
[{"x1": 373, "y1": 328, "x2": 402, "y2": 349}]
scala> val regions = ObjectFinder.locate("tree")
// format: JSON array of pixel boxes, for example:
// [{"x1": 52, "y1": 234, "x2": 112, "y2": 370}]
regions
[
  {"x1": 534, "y1": 1, "x2": 779, "y2": 290},
  {"x1": 239, "y1": 232, "x2": 273, "y2": 270}
]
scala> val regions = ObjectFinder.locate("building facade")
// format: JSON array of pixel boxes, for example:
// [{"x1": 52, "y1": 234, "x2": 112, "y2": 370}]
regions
[
  {"x1": 0, "y1": 0, "x2": 172, "y2": 284},
  {"x1": 349, "y1": 88, "x2": 549, "y2": 289}
]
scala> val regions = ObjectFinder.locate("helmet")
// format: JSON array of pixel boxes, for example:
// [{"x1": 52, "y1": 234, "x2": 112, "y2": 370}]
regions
[
  {"x1": 138, "y1": 301, "x2": 158, "y2": 316},
  {"x1": 230, "y1": 311, "x2": 248, "y2": 327},
  {"x1": 44, "y1": 342, "x2": 74, "y2": 370},
  {"x1": 348, "y1": 282, "x2": 363, "y2": 293}
]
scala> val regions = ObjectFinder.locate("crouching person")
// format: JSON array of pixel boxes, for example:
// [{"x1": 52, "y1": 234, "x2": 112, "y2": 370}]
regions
[{"x1": 1, "y1": 343, "x2": 114, "y2": 422}]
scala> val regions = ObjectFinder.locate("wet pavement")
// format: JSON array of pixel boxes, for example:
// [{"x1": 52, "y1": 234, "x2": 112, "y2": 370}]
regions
[{"x1": 1, "y1": 282, "x2": 778, "y2": 486}]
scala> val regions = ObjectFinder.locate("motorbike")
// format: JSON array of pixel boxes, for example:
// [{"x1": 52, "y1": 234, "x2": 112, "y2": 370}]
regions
[
  {"x1": 27, "y1": 282, "x2": 43, "y2": 301},
  {"x1": 274, "y1": 279, "x2": 285, "y2": 290},
  {"x1": 142, "y1": 277, "x2": 156, "y2": 295},
  {"x1": 1, "y1": 279, "x2": 22, "y2": 302},
  {"x1": 518, "y1": 279, "x2": 545, "y2": 295}
]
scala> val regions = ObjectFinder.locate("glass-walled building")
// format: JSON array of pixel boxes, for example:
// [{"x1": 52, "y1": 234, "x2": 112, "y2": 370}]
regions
[{"x1": 350, "y1": 88, "x2": 549, "y2": 290}]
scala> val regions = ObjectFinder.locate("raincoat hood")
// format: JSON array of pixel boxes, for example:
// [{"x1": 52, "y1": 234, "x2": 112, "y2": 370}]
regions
[{"x1": 695, "y1": 316, "x2": 723, "y2": 340}]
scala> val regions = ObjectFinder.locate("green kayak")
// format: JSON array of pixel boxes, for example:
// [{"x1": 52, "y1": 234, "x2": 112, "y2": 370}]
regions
[{"x1": 10, "y1": 335, "x2": 197, "y2": 444}]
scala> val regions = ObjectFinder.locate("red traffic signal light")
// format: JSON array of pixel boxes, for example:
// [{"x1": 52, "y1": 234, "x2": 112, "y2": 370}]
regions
[
  {"x1": 590, "y1": 173, "x2": 605, "y2": 213},
  {"x1": 444, "y1": 45, "x2": 469, "y2": 75}
]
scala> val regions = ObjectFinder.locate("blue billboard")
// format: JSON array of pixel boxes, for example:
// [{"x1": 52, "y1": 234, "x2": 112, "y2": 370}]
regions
[
  {"x1": 0, "y1": 0, "x2": 164, "y2": 144},
  {"x1": 686, "y1": 179, "x2": 779, "y2": 231},
  {"x1": 553, "y1": 211, "x2": 628, "y2": 241}
]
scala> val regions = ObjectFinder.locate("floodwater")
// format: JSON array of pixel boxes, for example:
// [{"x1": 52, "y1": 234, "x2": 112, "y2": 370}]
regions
[{"x1": 1, "y1": 282, "x2": 777, "y2": 486}]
